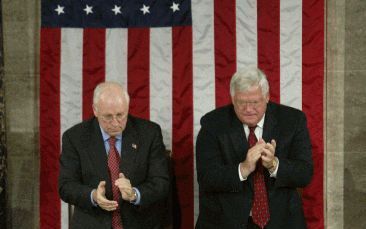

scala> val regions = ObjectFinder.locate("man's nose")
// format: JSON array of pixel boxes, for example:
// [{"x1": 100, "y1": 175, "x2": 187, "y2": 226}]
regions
[
  {"x1": 110, "y1": 117, "x2": 120, "y2": 125},
  {"x1": 243, "y1": 104, "x2": 255, "y2": 111}
]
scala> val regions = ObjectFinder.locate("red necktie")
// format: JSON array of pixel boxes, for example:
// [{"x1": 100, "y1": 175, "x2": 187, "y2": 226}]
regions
[
  {"x1": 108, "y1": 137, "x2": 123, "y2": 229},
  {"x1": 248, "y1": 126, "x2": 270, "y2": 228}
]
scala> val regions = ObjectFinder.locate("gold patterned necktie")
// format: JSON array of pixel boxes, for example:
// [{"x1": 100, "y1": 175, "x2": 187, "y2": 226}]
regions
[
  {"x1": 248, "y1": 126, "x2": 270, "y2": 229},
  {"x1": 108, "y1": 137, "x2": 123, "y2": 229}
]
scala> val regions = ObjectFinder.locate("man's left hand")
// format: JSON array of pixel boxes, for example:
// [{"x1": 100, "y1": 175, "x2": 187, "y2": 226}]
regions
[
  {"x1": 114, "y1": 173, "x2": 137, "y2": 202},
  {"x1": 261, "y1": 139, "x2": 277, "y2": 170}
]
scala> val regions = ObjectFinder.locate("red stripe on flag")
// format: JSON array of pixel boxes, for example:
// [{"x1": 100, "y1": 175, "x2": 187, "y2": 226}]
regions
[
  {"x1": 127, "y1": 28, "x2": 150, "y2": 119},
  {"x1": 214, "y1": 0, "x2": 237, "y2": 107},
  {"x1": 257, "y1": 0, "x2": 280, "y2": 102},
  {"x1": 40, "y1": 28, "x2": 61, "y2": 229},
  {"x1": 302, "y1": 1, "x2": 324, "y2": 228},
  {"x1": 172, "y1": 26, "x2": 194, "y2": 228},
  {"x1": 82, "y1": 29, "x2": 106, "y2": 120}
]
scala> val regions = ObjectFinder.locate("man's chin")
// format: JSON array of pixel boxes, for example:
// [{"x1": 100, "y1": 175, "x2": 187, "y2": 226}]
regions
[
  {"x1": 241, "y1": 117, "x2": 257, "y2": 126},
  {"x1": 108, "y1": 130, "x2": 122, "y2": 136}
]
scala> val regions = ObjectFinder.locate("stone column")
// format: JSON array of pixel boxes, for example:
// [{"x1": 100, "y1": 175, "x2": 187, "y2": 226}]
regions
[
  {"x1": 326, "y1": 0, "x2": 345, "y2": 228},
  {"x1": 2, "y1": 0, "x2": 40, "y2": 228},
  {"x1": 326, "y1": 0, "x2": 366, "y2": 228},
  {"x1": 343, "y1": 0, "x2": 366, "y2": 228},
  {"x1": 0, "y1": 1, "x2": 7, "y2": 227}
]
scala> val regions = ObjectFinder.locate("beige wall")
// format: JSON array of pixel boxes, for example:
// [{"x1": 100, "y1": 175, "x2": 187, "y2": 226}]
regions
[{"x1": 2, "y1": 0, "x2": 366, "y2": 228}]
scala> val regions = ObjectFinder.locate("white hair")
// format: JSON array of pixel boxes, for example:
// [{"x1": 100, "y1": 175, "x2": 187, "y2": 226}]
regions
[{"x1": 229, "y1": 67, "x2": 269, "y2": 97}]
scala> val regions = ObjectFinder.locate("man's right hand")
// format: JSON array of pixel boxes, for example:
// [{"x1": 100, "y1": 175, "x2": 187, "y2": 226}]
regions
[
  {"x1": 92, "y1": 181, "x2": 118, "y2": 211},
  {"x1": 240, "y1": 139, "x2": 266, "y2": 178}
]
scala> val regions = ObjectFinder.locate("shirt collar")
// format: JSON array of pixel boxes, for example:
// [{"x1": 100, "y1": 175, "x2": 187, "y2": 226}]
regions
[{"x1": 256, "y1": 114, "x2": 265, "y2": 129}]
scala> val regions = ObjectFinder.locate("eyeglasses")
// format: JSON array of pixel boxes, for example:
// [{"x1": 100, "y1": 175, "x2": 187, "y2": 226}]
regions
[
  {"x1": 234, "y1": 99, "x2": 263, "y2": 109},
  {"x1": 100, "y1": 113, "x2": 127, "y2": 122}
]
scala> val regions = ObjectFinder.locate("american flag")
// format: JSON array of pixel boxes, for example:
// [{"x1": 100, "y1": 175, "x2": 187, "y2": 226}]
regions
[{"x1": 40, "y1": 0, "x2": 324, "y2": 229}]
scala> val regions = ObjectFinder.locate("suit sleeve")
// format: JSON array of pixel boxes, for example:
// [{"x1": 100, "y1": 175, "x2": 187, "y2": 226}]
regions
[
  {"x1": 136, "y1": 124, "x2": 170, "y2": 206},
  {"x1": 275, "y1": 112, "x2": 314, "y2": 188},
  {"x1": 58, "y1": 130, "x2": 95, "y2": 210},
  {"x1": 196, "y1": 118, "x2": 243, "y2": 193}
]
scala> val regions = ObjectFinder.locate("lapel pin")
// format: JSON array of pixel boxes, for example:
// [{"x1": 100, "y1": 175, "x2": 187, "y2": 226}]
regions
[{"x1": 132, "y1": 143, "x2": 137, "y2": 149}]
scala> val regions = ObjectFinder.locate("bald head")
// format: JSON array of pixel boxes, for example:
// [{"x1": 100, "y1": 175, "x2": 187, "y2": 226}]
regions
[{"x1": 93, "y1": 82, "x2": 130, "y2": 108}]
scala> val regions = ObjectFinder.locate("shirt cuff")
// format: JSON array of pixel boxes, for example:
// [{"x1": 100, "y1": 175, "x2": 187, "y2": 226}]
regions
[
  {"x1": 90, "y1": 189, "x2": 98, "y2": 207},
  {"x1": 269, "y1": 157, "x2": 279, "y2": 178},
  {"x1": 238, "y1": 164, "x2": 247, "y2": 181},
  {"x1": 130, "y1": 187, "x2": 141, "y2": 205}
]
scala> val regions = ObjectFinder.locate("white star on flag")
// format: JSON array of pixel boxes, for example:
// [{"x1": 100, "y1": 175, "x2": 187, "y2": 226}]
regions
[
  {"x1": 140, "y1": 4, "x2": 150, "y2": 15},
  {"x1": 83, "y1": 5, "x2": 93, "y2": 15},
  {"x1": 170, "y1": 2, "x2": 180, "y2": 12},
  {"x1": 111, "y1": 5, "x2": 122, "y2": 15},
  {"x1": 54, "y1": 5, "x2": 65, "y2": 15}
]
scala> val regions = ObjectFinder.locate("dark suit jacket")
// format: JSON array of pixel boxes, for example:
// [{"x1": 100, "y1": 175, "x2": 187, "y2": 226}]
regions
[
  {"x1": 195, "y1": 102, "x2": 313, "y2": 229},
  {"x1": 59, "y1": 115, "x2": 170, "y2": 229}
]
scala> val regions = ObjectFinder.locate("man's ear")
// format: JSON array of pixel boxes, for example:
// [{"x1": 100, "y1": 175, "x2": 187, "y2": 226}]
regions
[
  {"x1": 231, "y1": 94, "x2": 236, "y2": 104},
  {"x1": 92, "y1": 104, "x2": 98, "y2": 117},
  {"x1": 265, "y1": 93, "x2": 270, "y2": 103}
]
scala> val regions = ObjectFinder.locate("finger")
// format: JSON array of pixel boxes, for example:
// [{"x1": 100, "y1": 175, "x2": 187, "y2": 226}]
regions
[
  {"x1": 251, "y1": 143, "x2": 265, "y2": 153},
  {"x1": 99, "y1": 199, "x2": 118, "y2": 208},
  {"x1": 97, "y1": 195, "x2": 117, "y2": 208},
  {"x1": 97, "y1": 181, "x2": 107, "y2": 196},
  {"x1": 103, "y1": 206, "x2": 117, "y2": 211},
  {"x1": 251, "y1": 150, "x2": 262, "y2": 163},
  {"x1": 99, "y1": 198, "x2": 118, "y2": 206},
  {"x1": 271, "y1": 139, "x2": 276, "y2": 149},
  {"x1": 247, "y1": 148, "x2": 261, "y2": 161},
  {"x1": 261, "y1": 154, "x2": 272, "y2": 163},
  {"x1": 100, "y1": 202, "x2": 118, "y2": 211},
  {"x1": 115, "y1": 178, "x2": 131, "y2": 187},
  {"x1": 102, "y1": 199, "x2": 118, "y2": 206},
  {"x1": 98, "y1": 181, "x2": 106, "y2": 188},
  {"x1": 257, "y1": 138, "x2": 265, "y2": 144},
  {"x1": 119, "y1": 173, "x2": 125, "y2": 178},
  {"x1": 262, "y1": 148, "x2": 275, "y2": 158},
  {"x1": 263, "y1": 144, "x2": 275, "y2": 155}
]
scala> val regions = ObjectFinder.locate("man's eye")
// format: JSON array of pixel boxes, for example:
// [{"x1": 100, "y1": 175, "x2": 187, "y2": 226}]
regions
[{"x1": 105, "y1": 115, "x2": 113, "y2": 120}]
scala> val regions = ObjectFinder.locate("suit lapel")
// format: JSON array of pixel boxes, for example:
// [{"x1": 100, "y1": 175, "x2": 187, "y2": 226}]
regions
[
  {"x1": 120, "y1": 117, "x2": 139, "y2": 178},
  {"x1": 262, "y1": 103, "x2": 278, "y2": 187},
  {"x1": 88, "y1": 119, "x2": 110, "y2": 181},
  {"x1": 227, "y1": 109, "x2": 256, "y2": 191},
  {"x1": 262, "y1": 103, "x2": 278, "y2": 145},
  {"x1": 82, "y1": 118, "x2": 112, "y2": 196},
  {"x1": 229, "y1": 113, "x2": 248, "y2": 161}
]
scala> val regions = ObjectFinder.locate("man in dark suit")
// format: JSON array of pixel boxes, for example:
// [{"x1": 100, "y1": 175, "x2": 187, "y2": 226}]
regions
[
  {"x1": 59, "y1": 82, "x2": 170, "y2": 229},
  {"x1": 195, "y1": 67, "x2": 313, "y2": 229}
]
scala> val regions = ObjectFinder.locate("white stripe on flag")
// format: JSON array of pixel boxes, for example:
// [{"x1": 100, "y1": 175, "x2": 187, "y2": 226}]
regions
[
  {"x1": 236, "y1": 0, "x2": 258, "y2": 69},
  {"x1": 150, "y1": 28, "x2": 173, "y2": 150},
  {"x1": 106, "y1": 29, "x2": 128, "y2": 85},
  {"x1": 192, "y1": 0, "x2": 216, "y2": 222},
  {"x1": 280, "y1": 0, "x2": 302, "y2": 110},
  {"x1": 60, "y1": 28, "x2": 83, "y2": 229}
]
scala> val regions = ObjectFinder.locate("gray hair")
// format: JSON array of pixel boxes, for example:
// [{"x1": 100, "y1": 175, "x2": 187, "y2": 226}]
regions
[
  {"x1": 93, "y1": 81, "x2": 130, "y2": 106},
  {"x1": 229, "y1": 67, "x2": 269, "y2": 97}
]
